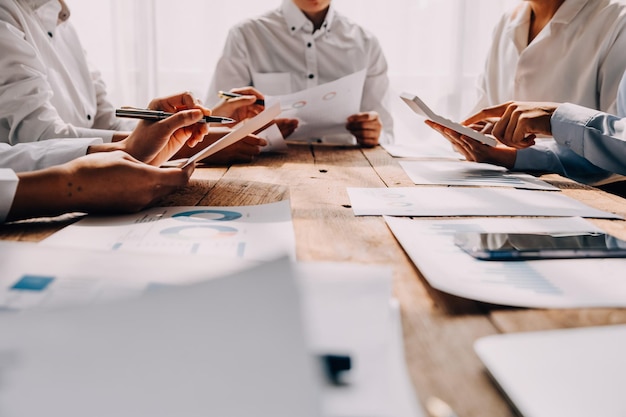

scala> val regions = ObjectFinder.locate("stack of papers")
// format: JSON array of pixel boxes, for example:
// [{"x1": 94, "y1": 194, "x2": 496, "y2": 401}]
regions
[
  {"x1": 399, "y1": 160, "x2": 560, "y2": 190},
  {"x1": 0, "y1": 242, "x2": 423, "y2": 417}
]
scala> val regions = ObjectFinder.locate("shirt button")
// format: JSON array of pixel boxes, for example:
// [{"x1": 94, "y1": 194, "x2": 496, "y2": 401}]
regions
[
  {"x1": 308, "y1": 74, "x2": 315, "y2": 79},
  {"x1": 47, "y1": 32, "x2": 53, "y2": 38},
  {"x1": 87, "y1": 114, "x2": 92, "y2": 121},
  {"x1": 307, "y1": 42, "x2": 312, "y2": 48},
  {"x1": 291, "y1": 26, "x2": 296, "y2": 31}
]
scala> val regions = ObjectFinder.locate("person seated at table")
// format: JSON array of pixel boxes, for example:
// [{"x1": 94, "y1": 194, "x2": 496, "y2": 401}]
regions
[
  {"x1": 427, "y1": 0, "x2": 626, "y2": 185},
  {"x1": 0, "y1": 0, "x2": 266, "y2": 163},
  {"x1": 0, "y1": 92, "x2": 210, "y2": 223},
  {"x1": 205, "y1": 0, "x2": 394, "y2": 147}
]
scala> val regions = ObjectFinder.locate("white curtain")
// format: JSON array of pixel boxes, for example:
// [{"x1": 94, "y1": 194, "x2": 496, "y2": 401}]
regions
[{"x1": 70, "y1": 0, "x2": 517, "y2": 142}]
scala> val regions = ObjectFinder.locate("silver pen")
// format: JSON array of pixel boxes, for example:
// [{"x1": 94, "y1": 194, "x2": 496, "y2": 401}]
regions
[{"x1": 115, "y1": 108, "x2": 235, "y2": 124}]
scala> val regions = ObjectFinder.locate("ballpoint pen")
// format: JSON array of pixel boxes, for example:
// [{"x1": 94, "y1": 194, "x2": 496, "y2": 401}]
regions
[
  {"x1": 115, "y1": 108, "x2": 235, "y2": 124},
  {"x1": 218, "y1": 90, "x2": 265, "y2": 106}
]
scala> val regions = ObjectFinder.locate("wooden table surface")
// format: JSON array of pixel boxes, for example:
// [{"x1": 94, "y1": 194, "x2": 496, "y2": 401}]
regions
[{"x1": 2, "y1": 144, "x2": 626, "y2": 417}]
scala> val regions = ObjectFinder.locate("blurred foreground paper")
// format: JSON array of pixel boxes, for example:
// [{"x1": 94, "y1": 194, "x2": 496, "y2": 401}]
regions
[{"x1": 0, "y1": 257, "x2": 319, "y2": 417}]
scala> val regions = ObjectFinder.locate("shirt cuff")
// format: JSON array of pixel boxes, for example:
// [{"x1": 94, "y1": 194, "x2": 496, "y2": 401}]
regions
[
  {"x1": 0, "y1": 169, "x2": 19, "y2": 223},
  {"x1": 551, "y1": 103, "x2": 601, "y2": 155}
]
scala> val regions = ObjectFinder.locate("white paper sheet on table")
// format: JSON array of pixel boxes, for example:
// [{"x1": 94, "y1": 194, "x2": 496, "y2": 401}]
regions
[
  {"x1": 0, "y1": 257, "x2": 320, "y2": 417},
  {"x1": 382, "y1": 142, "x2": 462, "y2": 159},
  {"x1": 0, "y1": 242, "x2": 423, "y2": 417},
  {"x1": 40, "y1": 200, "x2": 297, "y2": 261},
  {"x1": 297, "y1": 263, "x2": 423, "y2": 417},
  {"x1": 385, "y1": 216, "x2": 626, "y2": 308},
  {"x1": 265, "y1": 69, "x2": 366, "y2": 144},
  {"x1": 347, "y1": 187, "x2": 621, "y2": 219},
  {"x1": 399, "y1": 160, "x2": 560, "y2": 190}
]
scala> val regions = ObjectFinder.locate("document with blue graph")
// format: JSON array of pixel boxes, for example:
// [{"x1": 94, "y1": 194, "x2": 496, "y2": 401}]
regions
[{"x1": 41, "y1": 200, "x2": 295, "y2": 261}]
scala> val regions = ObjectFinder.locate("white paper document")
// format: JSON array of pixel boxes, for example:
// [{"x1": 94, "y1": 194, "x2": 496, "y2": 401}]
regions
[
  {"x1": 399, "y1": 160, "x2": 560, "y2": 190},
  {"x1": 475, "y1": 325, "x2": 626, "y2": 417},
  {"x1": 266, "y1": 69, "x2": 366, "y2": 144},
  {"x1": 181, "y1": 102, "x2": 281, "y2": 167},
  {"x1": 0, "y1": 242, "x2": 423, "y2": 417},
  {"x1": 0, "y1": 258, "x2": 320, "y2": 417},
  {"x1": 382, "y1": 142, "x2": 462, "y2": 160},
  {"x1": 385, "y1": 216, "x2": 626, "y2": 308},
  {"x1": 347, "y1": 187, "x2": 621, "y2": 219},
  {"x1": 41, "y1": 200, "x2": 297, "y2": 260},
  {"x1": 297, "y1": 263, "x2": 422, "y2": 417},
  {"x1": 0, "y1": 240, "x2": 253, "y2": 312}
]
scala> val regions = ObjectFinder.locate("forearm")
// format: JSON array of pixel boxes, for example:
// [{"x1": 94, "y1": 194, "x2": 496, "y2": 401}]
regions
[{"x1": 8, "y1": 166, "x2": 75, "y2": 221}]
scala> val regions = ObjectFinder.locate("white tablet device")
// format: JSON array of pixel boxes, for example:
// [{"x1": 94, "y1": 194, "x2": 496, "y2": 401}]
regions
[{"x1": 400, "y1": 92, "x2": 497, "y2": 147}]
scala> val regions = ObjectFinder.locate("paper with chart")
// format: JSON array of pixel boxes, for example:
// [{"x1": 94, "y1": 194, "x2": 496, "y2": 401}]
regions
[
  {"x1": 385, "y1": 216, "x2": 626, "y2": 308},
  {"x1": 347, "y1": 187, "x2": 621, "y2": 219},
  {"x1": 41, "y1": 200, "x2": 296, "y2": 261},
  {"x1": 0, "y1": 258, "x2": 320, "y2": 417},
  {"x1": 0, "y1": 241, "x2": 254, "y2": 312},
  {"x1": 265, "y1": 69, "x2": 366, "y2": 143},
  {"x1": 399, "y1": 160, "x2": 560, "y2": 190}
]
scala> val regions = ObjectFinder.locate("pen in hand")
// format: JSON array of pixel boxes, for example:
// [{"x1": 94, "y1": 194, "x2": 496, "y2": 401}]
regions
[
  {"x1": 115, "y1": 108, "x2": 235, "y2": 124},
  {"x1": 218, "y1": 90, "x2": 265, "y2": 106}
]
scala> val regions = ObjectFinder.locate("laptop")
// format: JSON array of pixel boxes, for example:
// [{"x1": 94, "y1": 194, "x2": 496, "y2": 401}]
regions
[{"x1": 475, "y1": 325, "x2": 626, "y2": 417}]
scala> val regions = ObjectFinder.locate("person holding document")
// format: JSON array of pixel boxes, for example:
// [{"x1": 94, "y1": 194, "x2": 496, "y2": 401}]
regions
[
  {"x1": 427, "y1": 0, "x2": 626, "y2": 185},
  {"x1": 206, "y1": 0, "x2": 394, "y2": 147},
  {"x1": 0, "y1": 0, "x2": 264, "y2": 164},
  {"x1": 0, "y1": 92, "x2": 211, "y2": 223}
]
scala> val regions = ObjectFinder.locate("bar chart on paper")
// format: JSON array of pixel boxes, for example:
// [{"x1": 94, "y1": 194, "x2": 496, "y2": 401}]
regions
[{"x1": 41, "y1": 200, "x2": 296, "y2": 261}]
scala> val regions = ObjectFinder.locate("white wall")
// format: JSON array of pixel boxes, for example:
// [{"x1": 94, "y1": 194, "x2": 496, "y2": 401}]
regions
[{"x1": 69, "y1": 0, "x2": 517, "y2": 142}]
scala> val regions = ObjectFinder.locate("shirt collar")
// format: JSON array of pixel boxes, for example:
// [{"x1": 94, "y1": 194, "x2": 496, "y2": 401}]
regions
[
  {"x1": 549, "y1": 0, "x2": 588, "y2": 25},
  {"x1": 22, "y1": 0, "x2": 54, "y2": 11},
  {"x1": 281, "y1": 0, "x2": 335, "y2": 35},
  {"x1": 508, "y1": 0, "x2": 589, "y2": 27},
  {"x1": 22, "y1": 0, "x2": 62, "y2": 35}
]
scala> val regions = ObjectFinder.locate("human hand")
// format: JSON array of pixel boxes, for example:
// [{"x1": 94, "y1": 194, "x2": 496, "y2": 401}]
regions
[
  {"x1": 346, "y1": 111, "x2": 382, "y2": 147},
  {"x1": 117, "y1": 92, "x2": 212, "y2": 166},
  {"x1": 203, "y1": 135, "x2": 268, "y2": 164},
  {"x1": 274, "y1": 118, "x2": 299, "y2": 138},
  {"x1": 10, "y1": 151, "x2": 194, "y2": 220},
  {"x1": 425, "y1": 120, "x2": 517, "y2": 169},
  {"x1": 212, "y1": 87, "x2": 265, "y2": 122},
  {"x1": 463, "y1": 101, "x2": 558, "y2": 149}
]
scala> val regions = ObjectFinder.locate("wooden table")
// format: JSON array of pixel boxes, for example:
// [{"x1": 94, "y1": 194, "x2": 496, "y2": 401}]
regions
[{"x1": 3, "y1": 144, "x2": 626, "y2": 417}]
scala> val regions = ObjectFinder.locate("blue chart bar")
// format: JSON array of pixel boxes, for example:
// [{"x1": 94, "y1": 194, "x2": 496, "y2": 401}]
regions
[{"x1": 12, "y1": 275, "x2": 55, "y2": 292}]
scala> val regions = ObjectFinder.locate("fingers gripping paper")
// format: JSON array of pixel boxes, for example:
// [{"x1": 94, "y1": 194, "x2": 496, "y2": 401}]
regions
[{"x1": 180, "y1": 103, "x2": 281, "y2": 168}]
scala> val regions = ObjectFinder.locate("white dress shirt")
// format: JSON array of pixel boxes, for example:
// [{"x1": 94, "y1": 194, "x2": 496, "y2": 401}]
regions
[
  {"x1": 473, "y1": 0, "x2": 626, "y2": 183},
  {"x1": 474, "y1": 0, "x2": 626, "y2": 115},
  {"x1": 206, "y1": 0, "x2": 394, "y2": 143},
  {"x1": 0, "y1": 0, "x2": 133, "y2": 145},
  {"x1": 0, "y1": 137, "x2": 101, "y2": 223}
]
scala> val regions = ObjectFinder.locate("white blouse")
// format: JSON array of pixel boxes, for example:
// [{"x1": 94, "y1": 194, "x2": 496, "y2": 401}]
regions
[{"x1": 0, "y1": 0, "x2": 133, "y2": 145}]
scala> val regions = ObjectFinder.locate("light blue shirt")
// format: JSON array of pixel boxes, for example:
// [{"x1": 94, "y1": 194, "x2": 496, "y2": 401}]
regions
[
  {"x1": 548, "y1": 103, "x2": 626, "y2": 178},
  {"x1": 514, "y1": 71, "x2": 626, "y2": 185}
]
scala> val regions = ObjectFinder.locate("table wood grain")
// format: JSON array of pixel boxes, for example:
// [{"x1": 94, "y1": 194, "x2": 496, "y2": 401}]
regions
[{"x1": 2, "y1": 144, "x2": 625, "y2": 417}]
